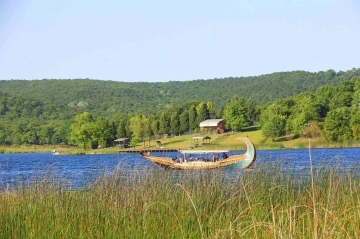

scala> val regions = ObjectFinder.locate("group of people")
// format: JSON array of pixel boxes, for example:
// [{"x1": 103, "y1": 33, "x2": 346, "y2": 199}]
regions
[{"x1": 173, "y1": 152, "x2": 229, "y2": 163}]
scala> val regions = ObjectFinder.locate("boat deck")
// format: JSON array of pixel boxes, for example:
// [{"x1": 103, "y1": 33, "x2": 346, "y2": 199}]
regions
[{"x1": 119, "y1": 148, "x2": 179, "y2": 154}]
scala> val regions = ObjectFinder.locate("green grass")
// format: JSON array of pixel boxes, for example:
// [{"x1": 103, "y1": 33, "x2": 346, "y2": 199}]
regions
[
  {"x1": 147, "y1": 129, "x2": 360, "y2": 151},
  {"x1": 2, "y1": 128, "x2": 360, "y2": 155},
  {"x1": 1, "y1": 163, "x2": 360, "y2": 238}
]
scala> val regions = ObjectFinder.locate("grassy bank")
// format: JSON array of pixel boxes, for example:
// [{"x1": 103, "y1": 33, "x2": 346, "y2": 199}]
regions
[
  {"x1": 1, "y1": 128, "x2": 360, "y2": 155},
  {"x1": 134, "y1": 129, "x2": 360, "y2": 152},
  {"x1": 0, "y1": 144, "x2": 119, "y2": 155},
  {"x1": 1, "y1": 163, "x2": 359, "y2": 238}
]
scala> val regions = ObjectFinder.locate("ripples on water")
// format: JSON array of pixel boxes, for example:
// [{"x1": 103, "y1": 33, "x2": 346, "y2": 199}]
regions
[{"x1": 0, "y1": 148, "x2": 359, "y2": 190}]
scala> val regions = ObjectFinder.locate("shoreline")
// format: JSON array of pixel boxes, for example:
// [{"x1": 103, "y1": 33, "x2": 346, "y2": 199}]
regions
[{"x1": 1, "y1": 143, "x2": 360, "y2": 155}]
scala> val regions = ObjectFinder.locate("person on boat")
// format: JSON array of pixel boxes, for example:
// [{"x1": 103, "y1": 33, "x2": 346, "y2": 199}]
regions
[
  {"x1": 222, "y1": 152, "x2": 228, "y2": 159},
  {"x1": 176, "y1": 155, "x2": 182, "y2": 163}
]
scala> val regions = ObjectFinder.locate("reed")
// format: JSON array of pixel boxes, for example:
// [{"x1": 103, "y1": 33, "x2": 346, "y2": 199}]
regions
[{"x1": 1, "y1": 162, "x2": 359, "y2": 238}]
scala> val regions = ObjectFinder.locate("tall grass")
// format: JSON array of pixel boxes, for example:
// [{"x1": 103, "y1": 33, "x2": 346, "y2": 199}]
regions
[{"x1": 1, "y1": 163, "x2": 359, "y2": 238}]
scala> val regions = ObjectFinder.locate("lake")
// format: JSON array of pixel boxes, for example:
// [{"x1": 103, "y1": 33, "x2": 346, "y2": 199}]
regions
[{"x1": 1, "y1": 148, "x2": 360, "y2": 190}]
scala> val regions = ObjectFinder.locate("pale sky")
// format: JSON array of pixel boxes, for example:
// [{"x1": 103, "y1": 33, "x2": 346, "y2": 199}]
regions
[{"x1": 0, "y1": 0, "x2": 359, "y2": 82}]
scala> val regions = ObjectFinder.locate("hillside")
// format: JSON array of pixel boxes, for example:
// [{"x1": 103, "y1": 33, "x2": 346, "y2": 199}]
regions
[{"x1": 1, "y1": 68, "x2": 359, "y2": 116}]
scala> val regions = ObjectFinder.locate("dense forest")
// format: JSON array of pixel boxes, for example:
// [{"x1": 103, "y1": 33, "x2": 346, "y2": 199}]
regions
[
  {"x1": 0, "y1": 68, "x2": 359, "y2": 147},
  {"x1": 1, "y1": 68, "x2": 359, "y2": 116}
]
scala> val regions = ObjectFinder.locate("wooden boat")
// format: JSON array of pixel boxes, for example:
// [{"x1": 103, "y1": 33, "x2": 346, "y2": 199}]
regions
[{"x1": 139, "y1": 137, "x2": 256, "y2": 170}]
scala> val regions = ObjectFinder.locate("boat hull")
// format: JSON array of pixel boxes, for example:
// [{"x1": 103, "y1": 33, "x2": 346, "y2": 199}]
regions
[{"x1": 140, "y1": 137, "x2": 256, "y2": 170}]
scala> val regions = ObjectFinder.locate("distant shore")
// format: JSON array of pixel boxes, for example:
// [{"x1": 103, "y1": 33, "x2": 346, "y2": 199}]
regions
[{"x1": 1, "y1": 131, "x2": 359, "y2": 155}]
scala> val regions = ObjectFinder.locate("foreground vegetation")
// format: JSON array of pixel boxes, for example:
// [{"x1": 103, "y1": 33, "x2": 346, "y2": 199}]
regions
[{"x1": 1, "y1": 162, "x2": 359, "y2": 238}]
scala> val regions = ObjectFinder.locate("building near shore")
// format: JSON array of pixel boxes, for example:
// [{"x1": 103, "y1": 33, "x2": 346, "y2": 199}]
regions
[{"x1": 199, "y1": 119, "x2": 225, "y2": 134}]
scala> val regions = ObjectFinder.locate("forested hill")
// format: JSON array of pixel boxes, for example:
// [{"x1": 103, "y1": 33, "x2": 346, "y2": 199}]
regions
[{"x1": 1, "y1": 68, "x2": 359, "y2": 116}]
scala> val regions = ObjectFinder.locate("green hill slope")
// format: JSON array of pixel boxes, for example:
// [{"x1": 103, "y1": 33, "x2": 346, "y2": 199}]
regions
[{"x1": 1, "y1": 68, "x2": 359, "y2": 116}]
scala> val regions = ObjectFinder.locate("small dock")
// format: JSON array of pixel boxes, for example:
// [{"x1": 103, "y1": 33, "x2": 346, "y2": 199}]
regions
[{"x1": 119, "y1": 148, "x2": 179, "y2": 154}]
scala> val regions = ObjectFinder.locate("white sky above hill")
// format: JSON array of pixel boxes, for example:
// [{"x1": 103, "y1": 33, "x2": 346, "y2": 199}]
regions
[{"x1": 0, "y1": 0, "x2": 359, "y2": 82}]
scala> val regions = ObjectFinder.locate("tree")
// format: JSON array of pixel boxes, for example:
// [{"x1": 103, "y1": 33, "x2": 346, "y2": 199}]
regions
[
  {"x1": 188, "y1": 105, "x2": 197, "y2": 131},
  {"x1": 323, "y1": 107, "x2": 352, "y2": 141},
  {"x1": 115, "y1": 115, "x2": 130, "y2": 138},
  {"x1": 351, "y1": 77, "x2": 360, "y2": 107},
  {"x1": 223, "y1": 96, "x2": 248, "y2": 131},
  {"x1": 245, "y1": 98, "x2": 256, "y2": 122},
  {"x1": 315, "y1": 85, "x2": 336, "y2": 118},
  {"x1": 197, "y1": 102, "x2": 210, "y2": 123},
  {"x1": 217, "y1": 105, "x2": 225, "y2": 120},
  {"x1": 303, "y1": 121, "x2": 322, "y2": 138},
  {"x1": 179, "y1": 110, "x2": 189, "y2": 133},
  {"x1": 286, "y1": 92, "x2": 320, "y2": 137},
  {"x1": 206, "y1": 101, "x2": 217, "y2": 118},
  {"x1": 92, "y1": 117, "x2": 112, "y2": 147},
  {"x1": 350, "y1": 109, "x2": 360, "y2": 140},
  {"x1": 262, "y1": 114, "x2": 286, "y2": 141},
  {"x1": 159, "y1": 111, "x2": 171, "y2": 136},
  {"x1": 52, "y1": 121, "x2": 71, "y2": 144},
  {"x1": 260, "y1": 102, "x2": 288, "y2": 141},
  {"x1": 129, "y1": 136, "x2": 139, "y2": 148},
  {"x1": 129, "y1": 113, "x2": 145, "y2": 141},
  {"x1": 170, "y1": 110, "x2": 181, "y2": 135},
  {"x1": 39, "y1": 123, "x2": 55, "y2": 144},
  {"x1": 143, "y1": 116, "x2": 152, "y2": 147},
  {"x1": 327, "y1": 81, "x2": 354, "y2": 110},
  {"x1": 70, "y1": 112, "x2": 94, "y2": 150},
  {"x1": 151, "y1": 119, "x2": 160, "y2": 138}
]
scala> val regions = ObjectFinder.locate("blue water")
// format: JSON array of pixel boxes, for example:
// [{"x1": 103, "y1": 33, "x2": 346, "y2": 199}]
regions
[{"x1": 1, "y1": 148, "x2": 359, "y2": 189}]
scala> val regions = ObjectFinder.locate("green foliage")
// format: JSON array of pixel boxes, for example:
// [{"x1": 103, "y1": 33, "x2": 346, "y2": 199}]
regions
[
  {"x1": 245, "y1": 98, "x2": 256, "y2": 121},
  {"x1": 129, "y1": 113, "x2": 146, "y2": 140},
  {"x1": 351, "y1": 77, "x2": 360, "y2": 107},
  {"x1": 323, "y1": 107, "x2": 353, "y2": 141},
  {"x1": 206, "y1": 101, "x2": 217, "y2": 118},
  {"x1": 70, "y1": 112, "x2": 94, "y2": 150},
  {"x1": 350, "y1": 108, "x2": 360, "y2": 140},
  {"x1": 113, "y1": 115, "x2": 130, "y2": 138},
  {"x1": 188, "y1": 105, "x2": 197, "y2": 131},
  {"x1": 223, "y1": 96, "x2": 248, "y2": 131},
  {"x1": 315, "y1": 85, "x2": 336, "y2": 117},
  {"x1": 179, "y1": 110, "x2": 189, "y2": 132},
  {"x1": 196, "y1": 102, "x2": 210, "y2": 123},
  {"x1": 129, "y1": 136, "x2": 139, "y2": 148},
  {"x1": 150, "y1": 118, "x2": 160, "y2": 138},
  {"x1": 170, "y1": 110, "x2": 181, "y2": 135},
  {"x1": 1, "y1": 68, "x2": 360, "y2": 146},
  {"x1": 260, "y1": 100, "x2": 290, "y2": 141},
  {"x1": 92, "y1": 117, "x2": 113, "y2": 146},
  {"x1": 143, "y1": 117, "x2": 152, "y2": 142},
  {"x1": 1, "y1": 69, "x2": 359, "y2": 117},
  {"x1": 159, "y1": 112, "x2": 170, "y2": 135},
  {"x1": 286, "y1": 92, "x2": 320, "y2": 136}
]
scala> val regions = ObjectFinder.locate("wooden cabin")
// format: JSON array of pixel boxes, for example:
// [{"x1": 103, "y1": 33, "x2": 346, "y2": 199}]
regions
[
  {"x1": 199, "y1": 119, "x2": 226, "y2": 134},
  {"x1": 114, "y1": 138, "x2": 129, "y2": 148}
]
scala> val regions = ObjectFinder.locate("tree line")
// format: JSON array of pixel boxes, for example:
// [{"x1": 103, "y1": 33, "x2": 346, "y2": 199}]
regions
[
  {"x1": 1, "y1": 71, "x2": 360, "y2": 147},
  {"x1": 260, "y1": 76, "x2": 360, "y2": 142},
  {"x1": 69, "y1": 76, "x2": 360, "y2": 149},
  {"x1": 68, "y1": 99, "x2": 258, "y2": 150}
]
